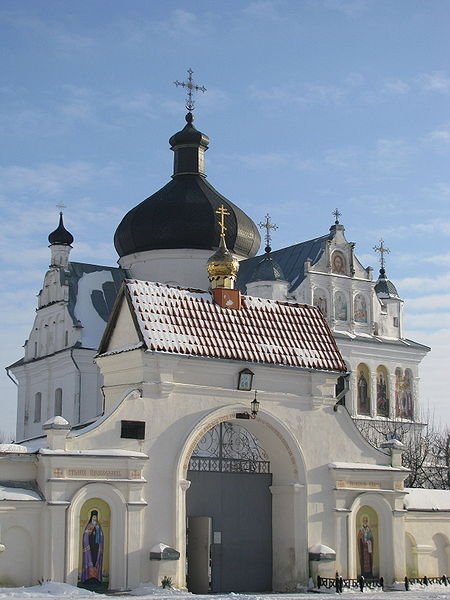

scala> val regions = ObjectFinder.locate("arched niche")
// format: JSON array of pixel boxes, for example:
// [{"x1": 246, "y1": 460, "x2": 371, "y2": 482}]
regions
[
  {"x1": 1, "y1": 526, "x2": 32, "y2": 586},
  {"x1": 432, "y1": 533, "x2": 450, "y2": 577},
  {"x1": 334, "y1": 291, "x2": 348, "y2": 321},
  {"x1": 405, "y1": 532, "x2": 418, "y2": 578},
  {"x1": 357, "y1": 363, "x2": 370, "y2": 416},
  {"x1": 349, "y1": 493, "x2": 395, "y2": 582},
  {"x1": 313, "y1": 288, "x2": 328, "y2": 318},
  {"x1": 355, "y1": 506, "x2": 379, "y2": 578},
  {"x1": 376, "y1": 365, "x2": 389, "y2": 417},
  {"x1": 66, "y1": 483, "x2": 127, "y2": 591},
  {"x1": 354, "y1": 293, "x2": 368, "y2": 323}
]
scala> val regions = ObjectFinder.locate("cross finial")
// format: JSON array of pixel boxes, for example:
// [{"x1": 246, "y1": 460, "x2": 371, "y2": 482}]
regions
[
  {"x1": 56, "y1": 202, "x2": 66, "y2": 214},
  {"x1": 216, "y1": 204, "x2": 230, "y2": 240},
  {"x1": 373, "y1": 239, "x2": 390, "y2": 271},
  {"x1": 332, "y1": 208, "x2": 342, "y2": 225},
  {"x1": 258, "y1": 213, "x2": 278, "y2": 252},
  {"x1": 174, "y1": 68, "x2": 207, "y2": 112}
]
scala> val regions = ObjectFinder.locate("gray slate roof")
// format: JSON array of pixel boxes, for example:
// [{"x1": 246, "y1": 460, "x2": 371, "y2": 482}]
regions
[{"x1": 237, "y1": 234, "x2": 329, "y2": 292}]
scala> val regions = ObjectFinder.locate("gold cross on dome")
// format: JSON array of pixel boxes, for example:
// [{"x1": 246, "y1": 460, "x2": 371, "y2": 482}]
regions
[
  {"x1": 216, "y1": 204, "x2": 230, "y2": 239},
  {"x1": 56, "y1": 202, "x2": 66, "y2": 213},
  {"x1": 332, "y1": 208, "x2": 342, "y2": 224},
  {"x1": 258, "y1": 213, "x2": 278, "y2": 249},
  {"x1": 373, "y1": 239, "x2": 390, "y2": 270},
  {"x1": 174, "y1": 68, "x2": 207, "y2": 112}
]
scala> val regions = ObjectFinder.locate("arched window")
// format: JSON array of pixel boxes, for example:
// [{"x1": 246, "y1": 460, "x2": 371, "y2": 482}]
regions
[
  {"x1": 313, "y1": 288, "x2": 328, "y2": 318},
  {"x1": 65, "y1": 330, "x2": 69, "y2": 347},
  {"x1": 376, "y1": 366, "x2": 389, "y2": 417},
  {"x1": 54, "y1": 388, "x2": 63, "y2": 416},
  {"x1": 354, "y1": 294, "x2": 368, "y2": 323},
  {"x1": 334, "y1": 291, "x2": 348, "y2": 321},
  {"x1": 34, "y1": 392, "x2": 42, "y2": 423},
  {"x1": 357, "y1": 363, "x2": 370, "y2": 415}
]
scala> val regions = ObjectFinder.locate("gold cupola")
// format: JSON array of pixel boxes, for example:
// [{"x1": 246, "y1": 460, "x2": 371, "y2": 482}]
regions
[{"x1": 207, "y1": 205, "x2": 240, "y2": 290}]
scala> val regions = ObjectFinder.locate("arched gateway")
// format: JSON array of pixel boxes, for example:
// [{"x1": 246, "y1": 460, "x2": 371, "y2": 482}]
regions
[
  {"x1": 187, "y1": 421, "x2": 272, "y2": 592},
  {"x1": 178, "y1": 412, "x2": 308, "y2": 593}
]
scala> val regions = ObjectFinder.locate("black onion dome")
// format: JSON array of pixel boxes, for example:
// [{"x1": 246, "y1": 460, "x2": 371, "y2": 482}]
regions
[
  {"x1": 48, "y1": 212, "x2": 74, "y2": 246},
  {"x1": 114, "y1": 114, "x2": 261, "y2": 259},
  {"x1": 114, "y1": 176, "x2": 260, "y2": 258},
  {"x1": 374, "y1": 268, "x2": 400, "y2": 299}
]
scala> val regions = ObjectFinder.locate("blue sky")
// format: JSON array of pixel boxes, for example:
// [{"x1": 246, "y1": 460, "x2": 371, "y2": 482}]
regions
[{"x1": 1, "y1": 0, "x2": 450, "y2": 437}]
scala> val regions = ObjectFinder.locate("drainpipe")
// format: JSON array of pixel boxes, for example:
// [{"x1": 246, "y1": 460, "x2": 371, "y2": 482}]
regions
[
  {"x1": 70, "y1": 347, "x2": 82, "y2": 424},
  {"x1": 5, "y1": 367, "x2": 18, "y2": 387}
]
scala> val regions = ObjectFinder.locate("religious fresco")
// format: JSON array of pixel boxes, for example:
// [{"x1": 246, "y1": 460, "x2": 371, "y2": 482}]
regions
[
  {"x1": 78, "y1": 498, "x2": 110, "y2": 589},
  {"x1": 357, "y1": 364, "x2": 370, "y2": 415},
  {"x1": 354, "y1": 294, "x2": 368, "y2": 323},
  {"x1": 376, "y1": 367, "x2": 389, "y2": 417},
  {"x1": 356, "y1": 506, "x2": 379, "y2": 579},
  {"x1": 395, "y1": 368, "x2": 414, "y2": 419},
  {"x1": 313, "y1": 289, "x2": 328, "y2": 318},
  {"x1": 332, "y1": 251, "x2": 346, "y2": 275},
  {"x1": 334, "y1": 291, "x2": 348, "y2": 321}
]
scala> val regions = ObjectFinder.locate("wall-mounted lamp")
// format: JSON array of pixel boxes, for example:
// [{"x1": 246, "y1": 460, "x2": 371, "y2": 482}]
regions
[{"x1": 250, "y1": 390, "x2": 260, "y2": 419}]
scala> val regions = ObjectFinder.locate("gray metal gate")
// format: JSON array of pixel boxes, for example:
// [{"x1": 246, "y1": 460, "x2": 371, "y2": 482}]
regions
[{"x1": 186, "y1": 422, "x2": 272, "y2": 593}]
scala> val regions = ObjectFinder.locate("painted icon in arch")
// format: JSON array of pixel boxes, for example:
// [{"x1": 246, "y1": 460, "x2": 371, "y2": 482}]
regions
[{"x1": 78, "y1": 498, "x2": 110, "y2": 590}]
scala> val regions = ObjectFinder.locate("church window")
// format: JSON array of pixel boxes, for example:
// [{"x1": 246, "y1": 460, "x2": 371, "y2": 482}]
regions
[
  {"x1": 65, "y1": 330, "x2": 69, "y2": 346},
  {"x1": 121, "y1": 420, "x2": 146, "y2": 440},
  {"x1": 393, "y1": 316, "x2": 399, "y2": 327},
  {"x1": 354, "y1": 294, "x2": 368, "y2": 323},
  {"x1": 34, "y1": 341, "x2": 37, "y2": 358},
  {"x1": 357, "y1": 364, "x2": 370, "y2": 415},
  {"x1": 334, "y1": 291, "x2": 348, "y2": 321},
  {"x1": 54, "y1": 388, "x2": 63, "y2": 416},
  {"x1": 376, "y1": 366, "x2": 389, "y2": 417},
  {"x1": 34, "y1": 392, "x2": 42, "y2": 422}
]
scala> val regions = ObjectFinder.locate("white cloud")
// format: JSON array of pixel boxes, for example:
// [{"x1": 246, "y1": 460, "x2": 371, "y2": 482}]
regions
[
  {"x1": 397, "y1": 272, "x2": 450, "y2": 293},
  {"x1": 407, "y1": 294, "x2": 450, "y2": 311},
  {"x1": 242, "y1": 1, "x2": 283, "y2": 21},
  {"x1": 417, "y1": 72, "x2": 450, "y2": 93},
  {"x1": 318, "y1": 0, "x2": 369, "y2": 18}
]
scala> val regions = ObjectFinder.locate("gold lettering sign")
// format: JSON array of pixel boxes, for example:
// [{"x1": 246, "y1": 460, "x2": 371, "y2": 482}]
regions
[
  {"x1": 53, "y1": 468, "x2": 142, "y2": 480},
  {"x1": 336, "y1": 480, "x2": 381, "y2": 490}
]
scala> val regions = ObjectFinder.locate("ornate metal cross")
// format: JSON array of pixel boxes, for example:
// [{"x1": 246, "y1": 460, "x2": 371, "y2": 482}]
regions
[
  {"x1": 258, "y1": 213, "x2": 278, "y2": 250},
  {"x1": 216, "y1": 204, "x2": 230, "y2": 239},
  {"x1": 373, "y1": 239, "x2": 390, "y2": 270},
  {"x1": 332, "y1": 208, "x2": 342, "y2": 224},
  {"x1": 56, "y1": 202, "x2": 66, "y2": 213},
  {"x1": 174, "y1": 68, "x2": 206, "y2": 112}
]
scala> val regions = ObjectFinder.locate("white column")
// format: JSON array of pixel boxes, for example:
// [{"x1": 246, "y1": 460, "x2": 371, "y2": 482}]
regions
[
  {"x1": 175, "y1": 479, "x2": 191, "y2": 589},
  {"x1": 389, "y1": 375, "x2": 396, "y2": 420},
  {"x1": 370, "y1": 374, "x2": 377, "y2": 417}
]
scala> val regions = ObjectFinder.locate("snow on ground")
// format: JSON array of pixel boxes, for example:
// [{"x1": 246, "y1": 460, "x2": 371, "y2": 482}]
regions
[{"x1": 3, "y1": 582, "x2": 450, "y2": 600}]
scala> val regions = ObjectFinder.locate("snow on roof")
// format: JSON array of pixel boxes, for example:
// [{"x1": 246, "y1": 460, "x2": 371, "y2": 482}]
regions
[
  {"x1": 39, "y1": 448, "x2": 148, "y2": 458},
  {"x1": 0, "y1": 481, "x2": 43, "y2": 502},
  {"x1": 109, "y1": 280, "x2": 347, "y2": 373},
  {"x1": 0, "y1": 444, "x2": 28, "y2": 454},
  {"x1": 405, "y1": 488, "x2": 450, "y2": 511},
  {"x1": 329, "y1": 462, "x2": 407, "y2": 471}
]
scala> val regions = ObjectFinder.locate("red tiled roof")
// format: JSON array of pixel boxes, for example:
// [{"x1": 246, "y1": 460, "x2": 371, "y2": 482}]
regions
[{"x1": 123, "y1": 280, "x2": 347, "y2": 373}]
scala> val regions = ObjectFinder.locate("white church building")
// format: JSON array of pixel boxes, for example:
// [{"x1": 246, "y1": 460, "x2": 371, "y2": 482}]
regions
[{"x1": 2, "y1": 92, "x2": 450, "y2": 592}]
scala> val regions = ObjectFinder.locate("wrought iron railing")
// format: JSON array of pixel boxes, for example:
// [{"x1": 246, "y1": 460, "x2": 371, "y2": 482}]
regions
[
  {"x1": 188, "y1": 456, "x2": 270, "y2": 473},
  {"x1": 317, "y1": 575, "x2": 384, "y2": 592}
]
